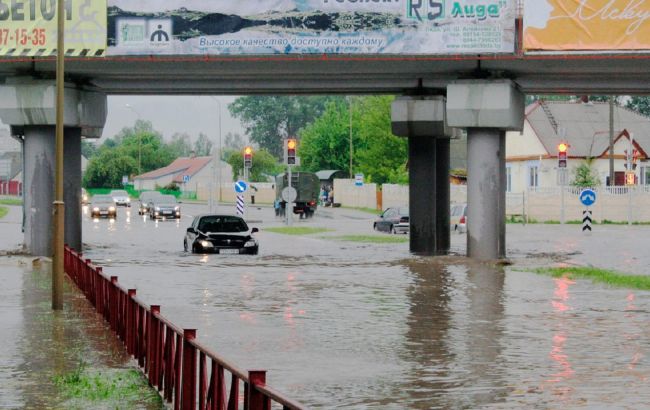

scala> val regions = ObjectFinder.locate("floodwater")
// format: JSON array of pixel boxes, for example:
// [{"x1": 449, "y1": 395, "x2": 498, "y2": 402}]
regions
[{"x1": 81, "y1": 203, "x2": 650, "y2": 408}]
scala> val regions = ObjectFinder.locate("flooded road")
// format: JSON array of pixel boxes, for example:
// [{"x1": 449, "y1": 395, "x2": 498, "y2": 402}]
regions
[{"x1": 82, "y1": 203, "x2": 650, "y2": 408}]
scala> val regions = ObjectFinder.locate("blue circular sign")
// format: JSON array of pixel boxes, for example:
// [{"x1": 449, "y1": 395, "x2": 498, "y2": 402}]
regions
[
  {"x1": 234, "y1": 180, "x2": 248, "y2": 193},
  {"x1": 579, "y1": 189, "x2": 596, "y2": 206}
]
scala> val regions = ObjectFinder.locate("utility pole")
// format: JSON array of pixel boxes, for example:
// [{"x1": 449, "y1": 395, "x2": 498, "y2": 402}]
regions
[
  {"x1": 609, "y1": 96, "x2": 615, "y2": 185},
  {"x1": 52, "y1": 0, "x2": 66, "y2": 310},
  {"x1": 349, "y1": 97, "x2": 353, "y2": 178}
]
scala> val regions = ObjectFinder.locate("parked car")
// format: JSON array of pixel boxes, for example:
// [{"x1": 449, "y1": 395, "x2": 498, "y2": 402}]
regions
[
  {"x1": 110, "y1": 189, "x2": 131, "y2": 207},
  {"x1": 89, "y1": 195, "x2": 117, "y2": 218},
  {"x1": 374, "y1": 207, "x2": 409, "y2": 234},
  {"x1": 148, "y1": 195, "x2": 181, "y2": 220},
  {"x1": 184, "y1": 214, "x2": 259, "y2": 255},
  {"x1": 450, "y1": 203, "x2": 467, "y2": 233},
  {"x1": 138, "y1": 191, "x2": 163, "y2": 215}
]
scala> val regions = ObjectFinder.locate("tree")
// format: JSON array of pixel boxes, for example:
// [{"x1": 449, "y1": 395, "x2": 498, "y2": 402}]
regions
[
  {"x1": 226, "y1": 148, "x2": 283, "y2": 182},
  {"x1": 193, "y1": 133, "x2": 213, "y2": 156},
  {"x1": 572, "y1": 158, "x2": 601, "y2": 187},
  {"x1": 223, "y1": 132, "x2": 245, "y2": 151},
  {"x1": 626, "y1": 96, "x2": 650, "y2": 117},
  {"x1": 168, "y1": 132, "x2": 193, "y2": 157},
  {"x1": 83, "y1": 149, "x2": 138, "y2": 188},
  {"x1": 228, "y1": 96, "x2": 341, "y2": 158},
  {"x1": 81, "y1": 140, "x2": 98, "y2": 159}
]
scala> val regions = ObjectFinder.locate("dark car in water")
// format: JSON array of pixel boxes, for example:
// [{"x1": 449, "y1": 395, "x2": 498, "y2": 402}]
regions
[
  {"x1": 89, "y1": 195, "x2": 117, "y2": 218},
  {"x1": 184, "y1": 214, "x2": 259, "y2": 255},
  {"x1": 374, "y1": 206, "x2": 409, "y2": 234},
  {"x1": 138, "y1": 191, "x2": 163, "y2": 215},
  {"x1": 148, "y1": 195, "x2": 181, "y2": 220}
]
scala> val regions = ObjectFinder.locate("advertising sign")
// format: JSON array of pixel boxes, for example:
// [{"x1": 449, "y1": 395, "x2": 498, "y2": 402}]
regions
[
  {"x1": 0, "y1": 0, "x2": 107, "y2": 56},
  {"x1": 107, "y1": 0, "x2": 516, "y2": 56},
  {"x1": 524, "y1": 0, "x2": 650, "y2": 52}
]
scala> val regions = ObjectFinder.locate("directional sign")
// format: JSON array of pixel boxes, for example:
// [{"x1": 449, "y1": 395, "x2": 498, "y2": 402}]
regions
[
  {"x1": 234, "y1": 180, "x2": 248, "y2": 193},
  {"x1": 183, "y1": 175, "x2": 191, "y2": 184},
  {"x1": 582, "y1": 210, "x2": 593, "y2": 232},
  {"x1": 281, "y1": 187, "x2": 297, "y2": 203},
  {"x1": 355, "y1": 173, "x2": 364, "y2": 187},
  {"x1": 579, "y1": 189, "x2": 596, "y2": 207}
]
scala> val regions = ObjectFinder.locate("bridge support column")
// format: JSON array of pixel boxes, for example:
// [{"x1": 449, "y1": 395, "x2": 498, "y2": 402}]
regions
[
  {"x1": 0, "y1": 78, "x2": 106, "y2": 255},
  {"x1": 447, "y1": 80, "x2": 524, "y2": 260},
  {"x1": 392, "y1": 96, "x2": 458, "y2": 256}
]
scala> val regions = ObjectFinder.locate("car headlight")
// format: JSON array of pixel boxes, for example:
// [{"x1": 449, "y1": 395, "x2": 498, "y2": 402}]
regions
[
  {"x1": 200, "y1": 240, "x2": 213, "y2": 248},
  {"x1": 93, "y1": 207, "x2": 99, "y2": 212},
  {"x1": 244, "y1": 240, "x2": 257, "y2": 248},
  {"x1": 109, "y1": 206, "x2": 116, "y2": 211},
  {"x1": 126, "y1": 198, "x2": 131, "y2": 202},
  {"x1": 174, "y1": 206, "x2": 180, "y2": 211}
]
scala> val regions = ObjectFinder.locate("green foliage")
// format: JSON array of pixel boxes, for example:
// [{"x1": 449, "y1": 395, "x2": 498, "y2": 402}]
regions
[
  {"x1": 532, "y1": 267, "x2": 650, "y2": 290},
  {"x1": 81, "y1": 140, "x2": 98, "y2": 159},
  {"x1": 0, "y1": 206, "x2": 7, "y2": 219},
  {"x1": 571, "y1": 159, "x2": 601, "y2": 187},
  {"x1": 228, "y1": 96, "x2": 341, "y2": 158},
  {"x1": 168, "y1": 132, "x2": 193, "y2": 157},
  {"x1": 299, "y1": 96, "x2": 407, "y2": 184},
  {"x1": 0, "y1": 198, "x2": 22, "y2": 206},
  {"x1": 54, "y1": 361, "x2": 162, "y2": 405},
  {"x1": 223, "y1": 132, "x2": 245, "y2": 151},
  {"x1": 626, "y1": 96, "x2": 650, "y2": 117},
  {"x1": 193, "y1": 133, "x2": 213, "y2": 156},
  {"x1": 226, "y1": 148, "x2": 283, "y2": 182},
  {"x1": 264, "y1": 227, "x2": 331, "y2": 235},
  {"x1": 160, "y1": 182, "x2": 180, "y2": 192},
  {"x1": 83, "y1": 149, "x2": 138, "y2": 189}
]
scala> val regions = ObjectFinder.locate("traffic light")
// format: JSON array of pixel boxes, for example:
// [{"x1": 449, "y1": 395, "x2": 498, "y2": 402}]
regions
[
  {"x1": 558, "y1": 142, "x2": 568, "y2": 168},
  {"x1": 286, "y1": 138, "x2": 297, "y2": 165},
  {"x1": 244, "y1": 146, "x2": 253, "y2": 168}
]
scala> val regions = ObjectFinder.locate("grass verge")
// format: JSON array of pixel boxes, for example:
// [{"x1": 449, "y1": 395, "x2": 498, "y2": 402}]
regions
[
  {"x1": 0, "y1": 198, "x2": 22, "y2": 206},
  {"x1": 265, "y1": 227, "x2": 331, "y2": 235},
  {"x1": 331, "y1": 235, "x2": 409, "y2": 244},
  {"x1": 532, "y1": 266, "x2": 650, "y2": 291},
  {"x1": 54, "y1": 362, "x2": 162, "y2": 406},
  {"x1": 0, "y1": 206, "x2": 8, "y2": 219}
]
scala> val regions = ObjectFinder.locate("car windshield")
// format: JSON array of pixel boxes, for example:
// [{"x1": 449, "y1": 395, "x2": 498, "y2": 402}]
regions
[
  {"x1": 398, "y1": 207, "x2": 409, "y2": 216},
  {"x1": 153, "y1": 195, "x2": 177, "y2": 206},
  {"x1": 198, "y1": 216, "x2": 248, "y2": 233},
  {"x1": 92, "y1": 195, "x2": 113, "y2": 204},
  {"x1": 140, "y1": 192, "x2": 162, "y2": 201}
]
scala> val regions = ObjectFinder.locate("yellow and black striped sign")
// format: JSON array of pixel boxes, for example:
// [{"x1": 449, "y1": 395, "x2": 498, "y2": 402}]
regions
[{"x1": 0, "y1": 0, "x2": 106, "y2": 57}]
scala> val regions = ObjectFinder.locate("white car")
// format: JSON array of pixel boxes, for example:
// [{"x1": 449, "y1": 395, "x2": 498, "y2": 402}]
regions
[
  {"x1": 450, "y1": 203, "x2": 467, "y2": 233},
  {"x1": 110, "y1": 190, "x2": 131, "y2": 207}
]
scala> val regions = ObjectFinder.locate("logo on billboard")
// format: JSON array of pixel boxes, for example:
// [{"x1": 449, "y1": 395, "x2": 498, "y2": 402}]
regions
[
  {"x1": 407, "y1": 0, "x2": 445, "y2": 21},
  {"x1": 117, "y1": 18, "x2": 171, "y2": 48}
]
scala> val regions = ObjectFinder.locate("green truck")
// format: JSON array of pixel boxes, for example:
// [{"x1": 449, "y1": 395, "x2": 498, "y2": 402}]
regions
[{"x1": 275, "y1": 172, "x2": 320, "y2": 218}]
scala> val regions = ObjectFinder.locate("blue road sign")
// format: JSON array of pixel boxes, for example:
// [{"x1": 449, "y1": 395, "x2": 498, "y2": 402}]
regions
[
  {"x1": 579, "y1": 189, "x2": 596, "y2": 207},
  {"x1": 355, "y1": 173, "x2": 364, "y2": 187},
  {"x1": 234, "y1": 180, "x2": 248, "y2": 193},
  {"x1": 183, "y1": 175, "x2": 190, "y2": 183}
]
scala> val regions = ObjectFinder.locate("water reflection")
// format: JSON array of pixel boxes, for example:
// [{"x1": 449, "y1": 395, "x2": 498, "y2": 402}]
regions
[{"x1": 397, "y1": 258, "x2": 506, "y2": 409}]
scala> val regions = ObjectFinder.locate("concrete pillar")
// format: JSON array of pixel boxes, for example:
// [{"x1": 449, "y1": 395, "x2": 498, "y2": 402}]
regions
[
  {"x1": 447, "y1": 80, "x2": 525, "y2": 260},
  {"x1": 392, "y1": 96, "x2": 458, "y2": 256},
  {"x1": 0, "y1": 78, "x2": 106, "y2": 256}
]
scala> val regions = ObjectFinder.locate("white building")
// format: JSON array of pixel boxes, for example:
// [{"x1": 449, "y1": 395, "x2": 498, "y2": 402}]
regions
[
  {"x1": 506, "y1": 100, "x2": 650, "y2": 193},
  {"x1": 133, "y1": 156, "x2": 232, "y2": 195}
]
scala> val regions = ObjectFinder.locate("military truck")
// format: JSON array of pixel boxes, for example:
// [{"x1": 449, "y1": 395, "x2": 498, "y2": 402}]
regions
[{"x1": 275, "y1": 172, "x2": 320, "y2": 218}]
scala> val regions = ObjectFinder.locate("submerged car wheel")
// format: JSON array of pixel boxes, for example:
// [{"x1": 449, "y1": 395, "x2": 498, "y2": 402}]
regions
[
  {"x1": 391, "y1": 225, "x2": 397, "y2": 235},
  {"x1": 183, "y1": 240, "x2": 188, "y2": 252}
]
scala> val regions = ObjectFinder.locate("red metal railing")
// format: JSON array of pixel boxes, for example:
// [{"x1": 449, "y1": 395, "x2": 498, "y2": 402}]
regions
[{"x1": 64, "y1": 245, "x2": 306, "y2": 410}]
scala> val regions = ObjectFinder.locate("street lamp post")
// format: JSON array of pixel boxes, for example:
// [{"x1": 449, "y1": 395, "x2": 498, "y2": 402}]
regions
[
  {"x1": 210, "y1": 97, "x2": 222, "y2": 211},
  {"x1": 125, "y1": 104, "x2": 143, "y2": 176}
]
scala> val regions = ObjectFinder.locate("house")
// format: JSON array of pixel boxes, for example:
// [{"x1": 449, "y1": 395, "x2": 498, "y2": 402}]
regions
[
  {"x1": 133, "y1": 155, "x2": 233, "y2": 195},
  {"x1": 505, "y1": 100, "x2": 650, "y2": 193}
]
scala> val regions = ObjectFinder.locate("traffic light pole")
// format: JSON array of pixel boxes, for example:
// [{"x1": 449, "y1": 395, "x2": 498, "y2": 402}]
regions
[{"x1": 286, "y1": 165, "x2": 293, "y2": 226}]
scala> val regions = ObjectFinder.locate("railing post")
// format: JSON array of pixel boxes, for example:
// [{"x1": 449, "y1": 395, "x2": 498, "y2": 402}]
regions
[
  {"x1": 248, "y1": 370, "x2": 269, "y2": 410},
  {"x1": 148, "y1": 305, "x2": 160, "y2": 387},
  {"x1": 182, "y1": 329, "x2": 197, "y2": 410},
  {"x1": 95, "y1": 267, "x2": 103, "y2": 315},
  {"x1": 110, "y1": 276, "x2": 118, "y2": 332},
  {"x1": 127, "y1": 289, "x2": 137, "y2": 356}
]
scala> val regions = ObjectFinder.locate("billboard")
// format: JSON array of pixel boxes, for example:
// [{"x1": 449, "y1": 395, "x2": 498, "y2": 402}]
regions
[
  {"x1": 107, "y1": 0, "x2": 516, "y2": 56},
  {"x1": 524, "y1": 0, "x2": 650, "y2": 52},
  {"x1": 0, "y1": 0, "x2": 106, "y2": 56}
]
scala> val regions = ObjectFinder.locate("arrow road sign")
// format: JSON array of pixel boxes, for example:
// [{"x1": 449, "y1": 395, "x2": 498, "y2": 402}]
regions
[
  {"x1": 582, "y1": 210, "x2": 593, "y2": 232},
  {"x1": 234, "y1": 180, "x2": 248, "y2": 193},
  {"x1": 579, "y1": 189, "x2": 596, "y2": 207}
]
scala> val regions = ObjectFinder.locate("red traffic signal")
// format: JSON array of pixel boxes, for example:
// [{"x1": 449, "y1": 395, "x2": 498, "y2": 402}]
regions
[
  {"x1": 558, "y1": 143, "x2": 568, "y2": 168},
  {"x1": 286, "y1": 138, "x2": 297, "y2": 165},
  {"x1": 243, "y1": 146, "x2": 253, "y2": 168}
]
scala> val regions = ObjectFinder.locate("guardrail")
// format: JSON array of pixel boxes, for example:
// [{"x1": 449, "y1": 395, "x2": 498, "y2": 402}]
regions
[{"x1": 64, "y1": 245, "x2": 306, "y2": 410}]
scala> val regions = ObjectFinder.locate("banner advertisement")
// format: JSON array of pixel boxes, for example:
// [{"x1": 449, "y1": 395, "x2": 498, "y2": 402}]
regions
[
  {"x1": 524, "y1": 0, "x2": 650, "y2": 52},
  {"x1": 0, "y1": 0, "x2": 107, "y2": 56},
  {"x1": 107, "y1": 0, "x2": 516, "y2": 56}
]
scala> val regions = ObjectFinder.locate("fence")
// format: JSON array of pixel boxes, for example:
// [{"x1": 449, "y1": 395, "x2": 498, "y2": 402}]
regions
[
  {"x1": 0, "y1": 180, "x2": 22, "y2": 196},
  {"x1": 64, "y1": 246, "x2": 305, "y2": 410}
]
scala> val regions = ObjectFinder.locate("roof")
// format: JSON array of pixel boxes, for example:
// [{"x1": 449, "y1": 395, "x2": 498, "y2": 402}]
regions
[
  {"x1": 526, "y1": 101, "x2": 650, "y2": 158},
  {"x1": 134, "y1": 156, "x2": 212, "y2": 181},
  {"x1": 315, "y1": 170, "x2": 347, "y2": 181}
]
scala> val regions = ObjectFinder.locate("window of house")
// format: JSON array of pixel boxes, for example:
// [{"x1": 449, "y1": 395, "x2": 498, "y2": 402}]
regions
[
  {"x1": 527, "y1": 162, "x2": 539, "y2": 189},
  {"x1": 641, "y1": 166, "x2": 650, "y2": 186}
]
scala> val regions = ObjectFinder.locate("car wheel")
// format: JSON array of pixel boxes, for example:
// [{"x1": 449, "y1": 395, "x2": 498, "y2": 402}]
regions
[
  {"x1": 184, "y1": 240, "x2": 188, "y2": 252},
  {"x1": 391, "y1": 225, "x2": 397, "y2": 235},
  {"x1": 373, "y1": 223, "x2": 377, "y2": 231}
]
